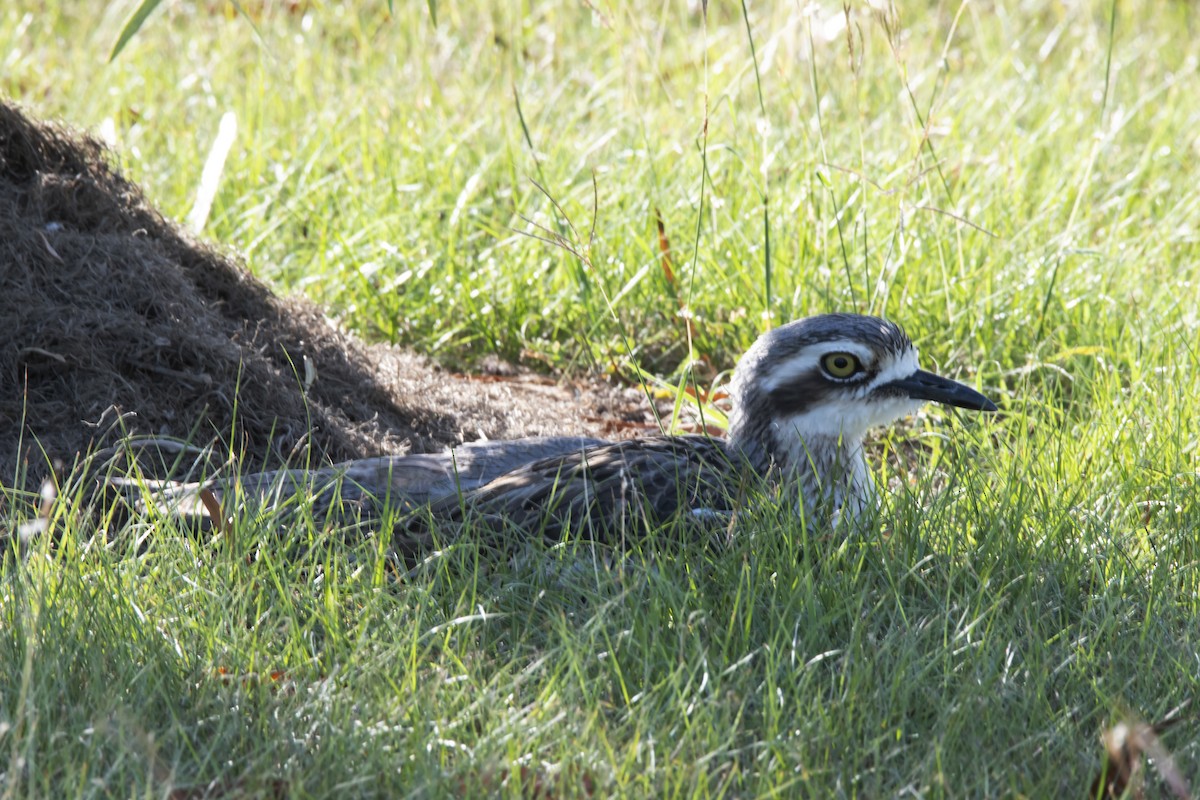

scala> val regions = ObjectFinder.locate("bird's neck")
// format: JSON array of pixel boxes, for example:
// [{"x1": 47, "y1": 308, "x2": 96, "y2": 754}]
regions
[{"x1": 727, "y1": 408, "x2": 874, "y2": 523}]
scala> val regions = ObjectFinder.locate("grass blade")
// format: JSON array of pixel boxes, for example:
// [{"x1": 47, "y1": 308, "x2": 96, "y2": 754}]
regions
[{"x1": 107, "y1": 0, "x2": 164, "y2": 62}]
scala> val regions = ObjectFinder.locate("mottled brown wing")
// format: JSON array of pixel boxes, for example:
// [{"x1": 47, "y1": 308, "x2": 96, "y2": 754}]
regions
[{"x1": 400, "y1": 435, "x2": 743, "y2": 553}]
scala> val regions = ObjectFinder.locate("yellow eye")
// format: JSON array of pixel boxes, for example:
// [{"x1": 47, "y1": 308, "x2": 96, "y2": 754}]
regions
[{"x1": 822, "y1": 352, "x2": 861, "y2": 379}]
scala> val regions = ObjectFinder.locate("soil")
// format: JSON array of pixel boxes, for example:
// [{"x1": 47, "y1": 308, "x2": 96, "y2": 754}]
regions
[{"x1": 0, "y1": 101, "x2": 659, "y2": 489}]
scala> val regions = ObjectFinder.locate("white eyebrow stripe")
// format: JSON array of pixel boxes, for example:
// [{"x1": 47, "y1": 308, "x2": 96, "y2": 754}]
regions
[
  {"x1": 758, "y1": 340, "x2": 876, "y2": 394},
  {"x1": 868, "y1": 347, "x2": 921, "y2": 389}
]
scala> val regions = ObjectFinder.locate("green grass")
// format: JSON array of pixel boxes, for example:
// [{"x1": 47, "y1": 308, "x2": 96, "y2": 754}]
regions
[{"x1": 3, "y1": 0, "x2": 1200, "y2": 796}]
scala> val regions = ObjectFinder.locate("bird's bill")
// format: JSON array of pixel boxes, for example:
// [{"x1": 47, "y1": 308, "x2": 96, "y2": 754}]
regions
[{"x1": 885, "y1": 370, "x2": 998, "y2": 412}]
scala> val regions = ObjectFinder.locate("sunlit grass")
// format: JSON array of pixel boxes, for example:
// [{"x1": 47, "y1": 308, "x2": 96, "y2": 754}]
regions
[{"x1": 2, "y1": 0, "x2": 1200, "y2": 796}]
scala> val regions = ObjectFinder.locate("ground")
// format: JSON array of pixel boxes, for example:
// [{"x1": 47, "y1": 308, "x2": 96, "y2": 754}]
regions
[{"x1": 1, "y1": 1, "x2": 1199, "y2": 797}]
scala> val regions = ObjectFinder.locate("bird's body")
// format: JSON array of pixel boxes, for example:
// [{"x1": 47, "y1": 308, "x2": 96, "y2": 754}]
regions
[
  {"x1": 396, "y1": 435, "x2": 745, "y2": 558},
  {"x1": 396, "y1": 313, "x2": 996, "y2": 556},
  {"x1": 120, "y1": 314, "x2": 994, "y2": 554}
]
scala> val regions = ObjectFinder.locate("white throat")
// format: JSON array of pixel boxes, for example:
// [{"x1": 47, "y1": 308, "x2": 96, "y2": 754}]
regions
[
  {"x1": 768, "y1": 418, "x2": 874, "y2": 521},
  {"x1": 765, "y1": 388, "x2": 924, "y2": 526}
]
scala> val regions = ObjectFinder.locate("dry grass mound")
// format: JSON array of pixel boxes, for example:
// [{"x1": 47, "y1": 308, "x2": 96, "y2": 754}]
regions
[{"x1": 0, "y1": 101, "x2": 640, "y2": 486}]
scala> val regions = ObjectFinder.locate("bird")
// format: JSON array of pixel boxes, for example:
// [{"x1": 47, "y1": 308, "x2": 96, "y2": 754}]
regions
[
  {"x1": 394, "y1": 313, "x2": 996, "y2": 559},
  {"x1": 114, "y1": 314, "x2": 995, "y2": 557}
]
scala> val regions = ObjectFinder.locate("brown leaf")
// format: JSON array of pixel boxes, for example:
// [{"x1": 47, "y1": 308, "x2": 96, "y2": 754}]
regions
[
  {"x1": 1090, "y1": 703, "x2": 1193, "y2": 800},
  {"x1": 654, "y1": 207, "x2": 675, "y2": 287},
  {"x1": 197, "y1": 487, "x2": 229, "y2": 537}
]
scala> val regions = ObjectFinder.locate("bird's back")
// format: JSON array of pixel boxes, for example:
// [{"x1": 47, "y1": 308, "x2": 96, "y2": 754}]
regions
[{"x1": 396, "y1": 434, "x2": 747, "y2": 558}]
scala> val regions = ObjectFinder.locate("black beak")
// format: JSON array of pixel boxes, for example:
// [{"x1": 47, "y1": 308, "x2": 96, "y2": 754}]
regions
[{"x1": 885, "y1": 370, "x2": 998, "y2": 412}]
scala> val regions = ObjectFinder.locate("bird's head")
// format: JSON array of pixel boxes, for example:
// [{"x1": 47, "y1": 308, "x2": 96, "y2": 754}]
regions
[{"x1": 727, "y1": 313, "x2": 996, "y2": 471}]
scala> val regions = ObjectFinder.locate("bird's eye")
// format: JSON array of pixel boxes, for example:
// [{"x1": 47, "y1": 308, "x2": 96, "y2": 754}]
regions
[{"x1": 821, "y1": 352, "x2": 861, "y2": 379}]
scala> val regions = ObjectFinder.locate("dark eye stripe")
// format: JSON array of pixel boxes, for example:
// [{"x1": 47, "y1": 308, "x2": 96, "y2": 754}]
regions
[{"x1": 766, "y1": 373, "x2": 829, "y2": 415}]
